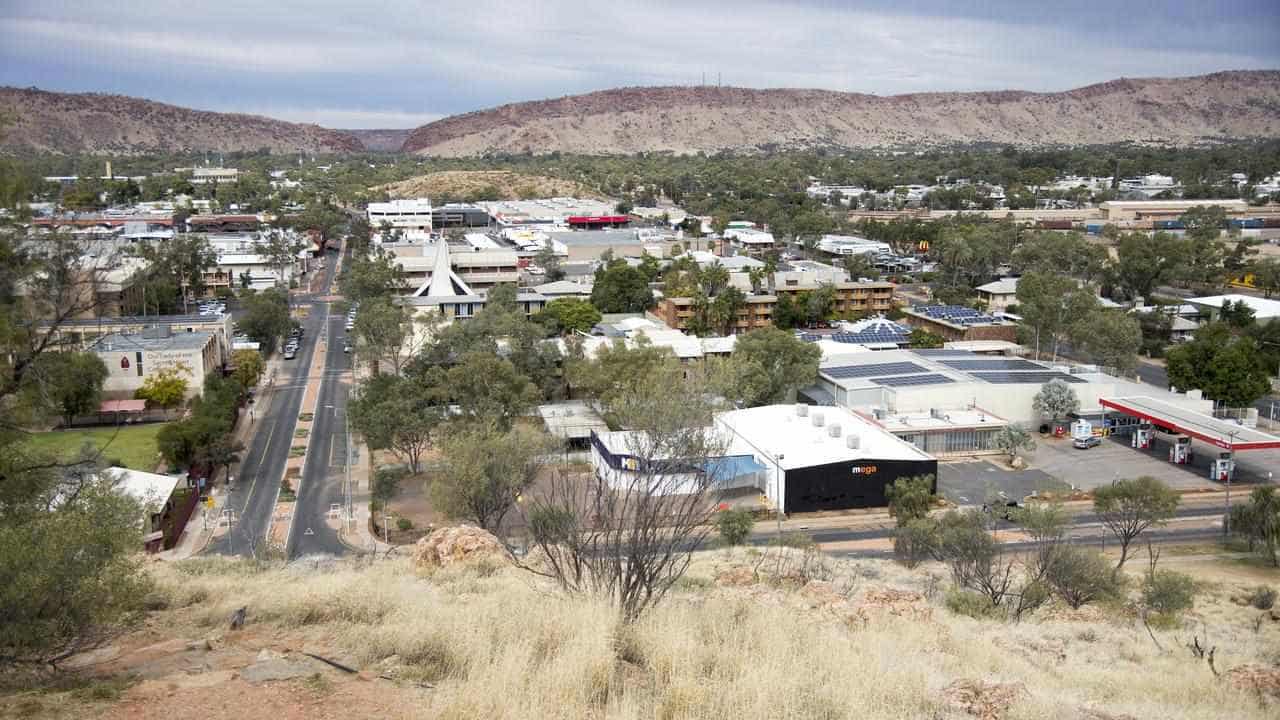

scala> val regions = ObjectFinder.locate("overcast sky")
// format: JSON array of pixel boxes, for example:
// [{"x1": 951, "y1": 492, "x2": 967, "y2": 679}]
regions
[{"x1": 2, "y1": 0, "x2": 1278, "y2": 129}]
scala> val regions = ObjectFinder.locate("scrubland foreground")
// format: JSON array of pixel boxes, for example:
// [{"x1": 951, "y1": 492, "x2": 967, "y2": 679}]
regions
[{"x1": 3, "y1": 548, "x2": 1277, "y2": 720}]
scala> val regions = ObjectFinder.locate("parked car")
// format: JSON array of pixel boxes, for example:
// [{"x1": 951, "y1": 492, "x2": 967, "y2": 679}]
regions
[
  {"x1": 1072, "y1": 436, "x2": 1102, "y2": 449},
  {"x1": 283, "y1": 347, "x2": 297, "y2": 360},
  {"x1": 343, "y1": 343, "x2": 351, "y2": 354}
]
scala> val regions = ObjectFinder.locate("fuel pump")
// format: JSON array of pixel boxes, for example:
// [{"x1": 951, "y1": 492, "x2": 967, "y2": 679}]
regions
[
  {"x1": 1168, "y1": 436, "x2": 1192, "y2": 464},
  {"x1": 1211, "y1": 452, "x2": 1235, "y2": 482},
  {"x1": 1132, "y1": 424, "x2": 1152, "y2": 450}
]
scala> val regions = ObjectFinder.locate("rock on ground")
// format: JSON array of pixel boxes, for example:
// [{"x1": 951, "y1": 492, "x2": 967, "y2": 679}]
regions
[
  {"x1": 1225, "y1": 664, "x2": 1280, "y2": 699},
  {"x1": 411, "y1": 525, "x2": 505, "y2": 571},
  {"x1": 940, "y1": 679, "x2": 1026, "y2": 720}
]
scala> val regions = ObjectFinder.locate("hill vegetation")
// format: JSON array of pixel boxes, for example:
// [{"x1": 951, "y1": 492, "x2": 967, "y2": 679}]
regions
[
  {"x1": 378, "y1": 169, "x2": 602, "y2": 202},
  {"x1": 0, "y1": 87, "x2": 362, "y2": 155},
  {"x1": 402, "y1": 71, "x2": 1280, "y2": 156}
]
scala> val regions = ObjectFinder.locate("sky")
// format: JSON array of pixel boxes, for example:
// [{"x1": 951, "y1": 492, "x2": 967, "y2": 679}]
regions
[{"x1": 2, "y1": 0, "x2": 1278, "y2": 129}]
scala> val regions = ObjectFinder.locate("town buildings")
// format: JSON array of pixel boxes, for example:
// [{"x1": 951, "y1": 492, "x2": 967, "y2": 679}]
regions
[{"x1": 88, "y1": 327, "x2": 222, "y2": 400}]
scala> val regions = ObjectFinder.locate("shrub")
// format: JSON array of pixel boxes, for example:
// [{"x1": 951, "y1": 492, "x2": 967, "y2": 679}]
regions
[
  {"x1": 944, "y1": 587, "x2": 1000, "y2": 619},
  {"x1": 893, "y1": 518, "x2": 938, "y2": 569},
  {"x1": 714, "y1": 508, "x2": 755, "y2": 546},
  {"x1": 1044, "y1": 546, "x2": 1123, "y2": 609},
  {"x1": 396, "y1": 517, "x2": 413, "y2": 532},
  {"x1": 1248, "y1": 585, "x2": 1277, "y2": 610},
  {"x1": 1141, "y1": 570, "x2": 1197, "y2": 616}
]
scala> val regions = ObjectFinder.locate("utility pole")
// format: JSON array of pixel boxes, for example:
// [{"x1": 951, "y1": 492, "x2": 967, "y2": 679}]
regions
[{"x1": 1224, "y1": 430, "x2": 1238, "y2": 536}]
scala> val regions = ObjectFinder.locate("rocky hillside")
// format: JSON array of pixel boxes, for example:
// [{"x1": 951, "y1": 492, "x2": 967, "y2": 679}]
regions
[
  {"x1": 402, "y1": 70, "x2": 1280, "y2": 156},
  {"x1": 0, "y1": 87, "x2": 362, "y2": 155},
  {"x1": 341, "y1": 128, "x2": 412, "y2": 153}
]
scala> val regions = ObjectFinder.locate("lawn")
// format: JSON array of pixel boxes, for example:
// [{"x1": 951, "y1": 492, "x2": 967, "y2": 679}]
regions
[{"x1": 25, "y1": 422, "x2": 169, "y2": 471}]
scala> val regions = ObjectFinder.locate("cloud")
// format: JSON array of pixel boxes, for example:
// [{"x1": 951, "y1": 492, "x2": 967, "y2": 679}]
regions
[{"x1": 1, "y1": 0, "x2": 1276, "y2": 128}]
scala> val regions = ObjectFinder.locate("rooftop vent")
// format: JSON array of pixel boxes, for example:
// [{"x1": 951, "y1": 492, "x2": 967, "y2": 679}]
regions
[
  {"x1": 811, "y1": 411, "x2": 825, "y2": 428},
  {"x1": 827, "y1": 423, "x2": 842, "y2": 438},
  {"x1": 846, "y1": 434, "x2": 861, "y2": 450},
  {"x1": 796, "y1": 404, "x2": 809, "y2": 417}
]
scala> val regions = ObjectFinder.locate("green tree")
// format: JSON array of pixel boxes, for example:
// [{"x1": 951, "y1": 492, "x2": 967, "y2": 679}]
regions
[
  {"x1": 1093, "y1": 476, "x2": 1180, "y2": 569},
  {"x1": 714, "y1": 508, "x2": 756, "y2": 546},
  {"x1": 134, "y1": 364, "x2": 191, "y2": 412},
  {"x1": 348, "y1": 374, "x2": 444, "y2": 474},
  {"x1": 340, "y1": 247, "x2": 406, "y2": 301},
  {"x1": 261, "y1": 229, "x2": 303, "y2": 286},
  {"x1": 353, "y1": 297, "x2": 416, "y2": 375},
  {"x1": 238, "y1": 288, "x2": 292, "y2": 354},
  {"x1": 713, "y1": 327, "x2": 820, "y2": 407},
  {"x1": 446, "y1": 352, "x2": 541, "y2": 431},
  {"x1": 1016, "y1": 271, "x2": 1098, "y2": 361},
  {"x1": 841, "y1": 253, "x2": 881, "y2": 281},
  {"x1": 25, "y1": 351, "x2": 109, "y2": 426},
  {"x1": 1032, "y1": 379, "x2": 1080, "y2": 423},
  {"x1": 230, "y1": 349, "x2": 265, "y2": 389},
  {"x1": 1231, "y1": 486, "x2": 1280, "y2": 567},
  {"x1": 1044, "y1": 546, "x2": 1124, "y2": 609},
  {"x1": 1113, "y1": 231, "x2": 1191, "y2": 300},
  {"x1": 432, "y1": 422, "x2": 554, "y2": 533},
  {"x1": 885, "y1": 475, "x2": 936, "y2": 527},
  {"x1": 1166, "y1": 322, "x2": 1272, "y2": 406},
  {"x1": 993, "y1": 424, "x2": 1036, "y2": 463},
  {"x1": 537, "y1": 297, "x2": 602, "y2": 335},
  {"x1": 534, "y1": 244, "x2": 565, "y2": 282},
  {"x1": 1071, "y1": 310, "x2": 1143, "y2": 374},
  {"x1": 591, "y1": 260, "x2": 655, "y2": 313}
]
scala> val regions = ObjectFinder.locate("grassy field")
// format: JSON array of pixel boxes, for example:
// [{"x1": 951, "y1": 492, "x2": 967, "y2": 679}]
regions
[
  {"x1": 25, "y1": 422, "x2": 168, "y2": 471},
  {"x1": 34, "y1": 547, "x2": 1260, "y2": 720}
]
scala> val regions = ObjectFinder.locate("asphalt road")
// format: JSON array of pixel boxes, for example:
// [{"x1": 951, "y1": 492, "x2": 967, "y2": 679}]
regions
[
  {"x1": 287, "y1": 248, "x2": 353, "y2": 560},
  {"x1": 750, "y1": 501, "x2": 1235, "y2": 559},
  {"x1": 206, "y1": 253, "x2": 338, "y2": 558}
]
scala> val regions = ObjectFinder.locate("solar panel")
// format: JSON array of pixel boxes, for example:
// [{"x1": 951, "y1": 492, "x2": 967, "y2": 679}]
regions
[
  {"x1": 941, "y1": 359, "x2": 1049, "y2": 371},
  {"x1": 972, "y1": 371, "x2": 1086, "y2": 384},
  {"x1": 822, "y1": 362, "x2": 927, "y2": 379},
  {"x1": 870, "y1": 373, "x2": 955, "y2": 387}
]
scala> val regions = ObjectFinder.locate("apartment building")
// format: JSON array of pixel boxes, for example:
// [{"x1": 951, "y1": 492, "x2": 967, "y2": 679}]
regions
[{"x1": 656, "y1": 278, "x2": 896, "y2": 334}]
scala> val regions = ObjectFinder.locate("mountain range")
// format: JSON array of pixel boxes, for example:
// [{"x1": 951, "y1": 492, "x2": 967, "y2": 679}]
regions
[{"x1": 2, "y1": 71, "x2": 1278, "y2": 156}]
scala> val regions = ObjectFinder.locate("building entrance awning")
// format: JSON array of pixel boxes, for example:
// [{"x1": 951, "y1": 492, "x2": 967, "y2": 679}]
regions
[{"x1": 1100, "y1": 396, "x2": 1280, "y2": 451}]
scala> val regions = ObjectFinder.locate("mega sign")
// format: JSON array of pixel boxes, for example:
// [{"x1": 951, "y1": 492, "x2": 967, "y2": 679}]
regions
[{"x1": 850, "y1": 465, "x2": 879, "y2": 476}]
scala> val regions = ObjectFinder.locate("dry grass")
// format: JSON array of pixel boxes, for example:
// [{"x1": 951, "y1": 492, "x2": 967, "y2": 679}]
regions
[{"x1": 143, "y1": 551, "x2": 1278, "y2": 719}]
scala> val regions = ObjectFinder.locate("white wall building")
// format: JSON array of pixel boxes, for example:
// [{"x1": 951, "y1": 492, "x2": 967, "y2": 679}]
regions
[{"x1": 368, "y1": 198, "x2": 434, "y2": 233}]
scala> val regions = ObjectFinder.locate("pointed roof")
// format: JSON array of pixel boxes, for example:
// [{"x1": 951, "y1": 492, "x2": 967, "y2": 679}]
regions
[{"x1": 411, "y1": 240, "x2": 475, "y2": 298}]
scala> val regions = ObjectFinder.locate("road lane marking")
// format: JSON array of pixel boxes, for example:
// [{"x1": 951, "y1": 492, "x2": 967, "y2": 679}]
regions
[{"x1": 239, "y1": 418, "x2": 277, "y2": 516}]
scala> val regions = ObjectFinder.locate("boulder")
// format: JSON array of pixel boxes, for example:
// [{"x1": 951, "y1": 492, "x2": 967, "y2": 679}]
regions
[
  {"x1": 411, "y1": 525, "x2": 505, "y2": 571},
  {"x1": 714, "y1": 565, "x2": 757, "y2": 587},
  {"x1": 1225, "y1": 664, "x2": 1280, "y2": 699},
  {"x1": 941, "y1": 679, "x2": 1026, "y2": 720}
]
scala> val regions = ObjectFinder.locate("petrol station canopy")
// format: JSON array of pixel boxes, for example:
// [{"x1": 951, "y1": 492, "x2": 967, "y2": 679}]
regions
[{"x1": 1100, "y1": 396, "x2": 1280, "y2": 451}]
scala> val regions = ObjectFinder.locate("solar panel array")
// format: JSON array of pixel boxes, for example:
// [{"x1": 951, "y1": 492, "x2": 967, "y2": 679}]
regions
[
  {"x1": 913, "y1": 305, "x2": 999, "y2": 325},
  {"x1": 869, "y1": 374, "x2": 955, "y2": 387},
  {"x1": 823, "y1": 362, "x2": 926, "y2": 379},
  {"x1": 940, "y1": 359, "x2": 1048, "y2": 371},
  {"x1": 830, "y1": 331, "x2": 910, "y2": 344},
  {"x1": 972, "y1": 371, "x2": 1085, "y2": 384}
]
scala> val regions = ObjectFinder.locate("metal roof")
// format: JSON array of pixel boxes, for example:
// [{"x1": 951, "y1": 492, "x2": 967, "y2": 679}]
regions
[{"x1": 1100, "y1": 396, "x2": 1280, "y2": 451}]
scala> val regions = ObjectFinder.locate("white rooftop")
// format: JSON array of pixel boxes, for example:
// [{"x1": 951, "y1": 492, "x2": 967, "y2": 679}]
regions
[
  {"x1": 716, "y1": 404, "x2": 933, "y2": 468},
  {"x1": 976, "y1": 277, "x2": 1019, "y2": 295},
  {"x1": 108, "y1": 467, "x2": 181, "y2": 510},
  {"x1": 1186, "y1": 293, "x2": 1280, "y2": 319}
]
